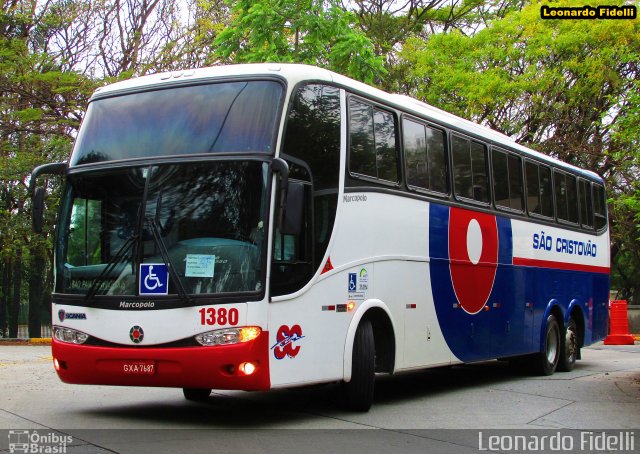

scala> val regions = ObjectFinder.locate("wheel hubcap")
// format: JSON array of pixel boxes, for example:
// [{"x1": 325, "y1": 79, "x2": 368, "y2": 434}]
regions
[{"x1": 547, "y1": 328, "x2": 558, "y2": 363}]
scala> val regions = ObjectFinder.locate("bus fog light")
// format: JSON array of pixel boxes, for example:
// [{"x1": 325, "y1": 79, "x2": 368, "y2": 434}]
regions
[
  {"x1": 195, "y1": 327, "x2": 261, "y2": 346},
  {"x1": 53, "y1": 326, "x2": 89, "y2": 344},
  {"x1": 53, "y1": 358, "x2": 60, "y2": 371},
  {"x1": 239, "y1": 362, "x2": 256, "y2": 376}
]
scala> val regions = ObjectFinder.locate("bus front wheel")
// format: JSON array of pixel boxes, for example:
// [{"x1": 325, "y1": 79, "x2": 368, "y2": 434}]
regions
[
  {"x1": 342, "y1": 319, "x2": 375, "y2": 412},
  {"x1": 533, "y1": 314, "x2": 561, "y2": 376},
  {"x1": 183, "y1": 388, "x2": 211, "y2": 401}
]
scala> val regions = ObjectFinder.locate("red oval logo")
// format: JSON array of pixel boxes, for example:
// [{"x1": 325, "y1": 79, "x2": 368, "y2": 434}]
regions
[{"x1": 448, "y1": 207, "x2": 498, "y2": 314}]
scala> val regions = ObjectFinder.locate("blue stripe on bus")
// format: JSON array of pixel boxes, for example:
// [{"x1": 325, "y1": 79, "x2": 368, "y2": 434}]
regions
[{"x1": 428, "y1": 203, "x2": 609, "y2": 362}]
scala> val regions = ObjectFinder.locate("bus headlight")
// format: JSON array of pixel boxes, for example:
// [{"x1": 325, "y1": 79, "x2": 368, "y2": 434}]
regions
[
  {"x1": 53, "y1": 326, "x2": 89, "y2": 344},
  {"x1": 195, "y1": 327, "x2": 261, "y2": 346}
]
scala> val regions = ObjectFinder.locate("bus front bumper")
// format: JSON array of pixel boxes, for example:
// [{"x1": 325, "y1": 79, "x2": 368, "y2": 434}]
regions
[{"x1": 51, "y1": 332, "x2": 271, "y2": 391}]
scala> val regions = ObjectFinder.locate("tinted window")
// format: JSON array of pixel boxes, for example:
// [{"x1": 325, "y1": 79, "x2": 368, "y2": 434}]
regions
[
  {"x1": 403, "y1": 118, "x2": 447, "y2": 193},
  {"x1": 539, "y1": 165, "x2": 553, "y2": 217},
  {"x1": 275, "y1": 84, "x2": 341, "y2": 296},
  {"x1": 57, "y1": 162, "x2": 269, "y2": 296},
  {"x1": 579, "y1": 180, "x2": 593, "y2": 228},
  {"x1": 508, "y1": 154, "x2": 524, "y2": 211},
  {"x1": 452, "y1": 135, "x2": 488, "y2": 203},
  {"x1": 452, "y1": 136, "x2": 472, "y2": 199},
  {"x1": 554, "y1": 172, "x2": 568, "y2": 221},
  {"x1": 349, "y1": 100, "x2": 375, "y2": 177},
  {"x1": 493, "y1": 149, "x2": 510, "y2": 208},
  {"x1": 283, "y1": 85, "x2": 340, "y2": 191},
  {"x1": 349, "y1": 98, "x2": 399, "y2": 182},
  {"x1": 566, "y1": 174, "x2": 578, "y2": 223},
  {"x1": 555, "y1": 171, "x2": 578, "y2": 223},
  {"x1": 594, "y1": 184, "x2": 607, "y2": 230},
  {"x1": 493, "y1": 149, "x2": 522, "y2": 211},
  {"x1": 71, "y1": 81, "x2": 283, "y2": 165},
  {"x1": 526, "y1": 162, "x2": 553, "y2": 218}
]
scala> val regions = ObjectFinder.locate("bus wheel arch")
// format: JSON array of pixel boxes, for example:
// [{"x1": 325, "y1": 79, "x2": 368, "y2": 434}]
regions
[{"x1": 343, "y1": 302, "x2": 396, "y2": 381}]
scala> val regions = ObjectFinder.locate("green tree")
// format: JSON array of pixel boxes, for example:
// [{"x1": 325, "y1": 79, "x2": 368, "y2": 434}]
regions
[
  {"x1": 1, "y1": 0, "x2": 95, "y2": 336},
  {"x1": 213, "y1": 0, "x2": 385, "y2": 83},
  {"x1": 346, "y1": 0, "x2": 529, "y2": 91},
  {"x1": 401, "y1": 0, "x2": 640, "y2": 301}
]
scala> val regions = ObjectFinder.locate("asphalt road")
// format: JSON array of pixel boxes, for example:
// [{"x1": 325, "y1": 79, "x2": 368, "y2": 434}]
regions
[{"x1": 0, "y1": 342, "x2": 638, "y2": 453}]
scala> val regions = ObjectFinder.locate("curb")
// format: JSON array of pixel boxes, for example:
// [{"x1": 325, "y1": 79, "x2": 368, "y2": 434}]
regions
[{"x1": 0, "y1": 338, "x2": 51, "y2": 345}]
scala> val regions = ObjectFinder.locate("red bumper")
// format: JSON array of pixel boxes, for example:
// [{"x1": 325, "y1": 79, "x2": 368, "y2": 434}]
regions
[{"x1": 52, "y1": 331, "x2": 270, "y2": 390}]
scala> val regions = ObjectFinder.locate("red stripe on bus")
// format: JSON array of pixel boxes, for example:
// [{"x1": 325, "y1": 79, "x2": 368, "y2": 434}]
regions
[{"x1": 512, "y1": 257, "x2": 609, "y2": 274}]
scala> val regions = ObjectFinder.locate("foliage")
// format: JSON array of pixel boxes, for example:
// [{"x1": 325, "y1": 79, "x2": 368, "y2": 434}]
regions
[
  {"x1": 213, "y1": 0, "x2": 385, "y2": 84},
  {"x1": 401, "y1": 0, "x2": 640, "y2": 301}
]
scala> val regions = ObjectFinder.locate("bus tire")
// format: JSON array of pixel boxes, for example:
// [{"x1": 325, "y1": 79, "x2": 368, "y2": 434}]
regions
[
  {"x1": 533, "y1": 314, "x2": 561, "y2": 376},
  {"x1": 343, "y1": 319, "x2": 375, "y2": 412},
  {"x1": 183, "y1": 388, "x2": 211, "y2": 401},
  {"x1": 558, "y1": 317, "x2": 578, "y2": 372}
]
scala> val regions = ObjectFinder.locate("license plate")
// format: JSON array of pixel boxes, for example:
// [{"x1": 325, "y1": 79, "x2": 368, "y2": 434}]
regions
[{"x1": 122, "y1": 360, "x2": 155, "y2": 375}]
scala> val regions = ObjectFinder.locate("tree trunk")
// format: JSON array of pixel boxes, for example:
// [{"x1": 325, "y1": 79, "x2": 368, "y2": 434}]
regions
[
  {"x1": 9, "y1": 252, "x2": 22, "y2": 338},
  {"x1": 0, "y1": 260, "x2": 9, "y2": 337},
  {"x1": 28, "y1": 252, "x2": 45, "y2": 338}
]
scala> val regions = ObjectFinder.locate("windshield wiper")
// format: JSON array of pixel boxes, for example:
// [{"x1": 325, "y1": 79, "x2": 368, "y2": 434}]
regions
[
  {"x1": 85, "y1": 234, "x2": 137, "y2": 301},
  {"x1": 146, "y1": 217, "x2": 192, "y2": 305}
]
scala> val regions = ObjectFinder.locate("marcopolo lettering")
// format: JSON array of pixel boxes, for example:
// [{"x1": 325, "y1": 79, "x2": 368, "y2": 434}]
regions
[
  {"x1": 343, "y1": 194, "x2": 368, "y2": 203},
  {"x1": 119, "y1": 301, "x2": 156, "y2": 309}
]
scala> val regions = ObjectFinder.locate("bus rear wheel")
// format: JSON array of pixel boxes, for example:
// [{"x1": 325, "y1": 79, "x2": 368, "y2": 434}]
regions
[
  {"x1": 558, "y1": 317, "x2": 578, "y2": 372},
  {"x1": 183, "y1": 388, "x2": 211, "y2": 401},
  {"x1": 342, "y1": 319, "x2": 375, "y2": 412},
  {"x1": 532, "y1": 314, "x2": 561, "y2": 376}
]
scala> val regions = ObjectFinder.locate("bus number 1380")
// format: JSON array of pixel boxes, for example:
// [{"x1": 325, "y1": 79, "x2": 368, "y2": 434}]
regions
[{"x1": 199, "y1": 307, "x2": 239, "y2": 326}]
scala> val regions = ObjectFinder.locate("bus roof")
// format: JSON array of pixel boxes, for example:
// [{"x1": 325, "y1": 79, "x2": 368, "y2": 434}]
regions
[{"x1": 92, "y1": 63, "x2": 603, "y2": 183}]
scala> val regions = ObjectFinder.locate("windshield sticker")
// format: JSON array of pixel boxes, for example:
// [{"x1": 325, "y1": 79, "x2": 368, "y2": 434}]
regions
[
  {"x1": 185, "y1": 254, "x2": 216, "y2": 278},
  {"x1": 139, "y1": 263, "x2": 169, "y2": 295}
]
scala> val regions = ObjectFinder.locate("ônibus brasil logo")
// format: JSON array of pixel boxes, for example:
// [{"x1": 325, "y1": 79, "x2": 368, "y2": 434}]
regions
[{"x1": 129, "y1": 325, "x2": 144, "y2": 344}]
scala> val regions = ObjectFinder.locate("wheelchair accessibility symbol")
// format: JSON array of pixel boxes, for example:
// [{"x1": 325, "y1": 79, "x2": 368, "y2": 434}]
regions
[
  {"x1": 139, "y1": 264, "x2": 169, "y2": 295},
  {"x1": 348, "y1": 273, "x2": 357, "y2": 292}
]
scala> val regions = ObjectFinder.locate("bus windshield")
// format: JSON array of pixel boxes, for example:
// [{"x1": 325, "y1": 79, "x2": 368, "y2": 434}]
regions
[
  {"x1": 70, "y1": 80, "x2": 283, "y2": 166},
  {"x1": 56, "y1": 161, "x2": 269, "y2": 299}
]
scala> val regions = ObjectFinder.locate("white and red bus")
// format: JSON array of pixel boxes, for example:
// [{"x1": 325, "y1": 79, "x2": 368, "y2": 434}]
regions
[{"x1": 31, "y1": 64, "x2": 609, "y2": 411}]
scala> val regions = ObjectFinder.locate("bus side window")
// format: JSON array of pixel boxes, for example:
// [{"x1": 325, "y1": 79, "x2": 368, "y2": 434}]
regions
[
  {"x1": 554, "y1": 171, "x2": 568, "y2": 221},
  {"x1": 593, "y1": 183, "x2": 607, "y2": 230},
  {"x1": 579, "y1": 179, "x2": 594, "y2": 229},
  {"x1": 403, "y1": 118, "x2": 447, "y2": 194},
  {"x1": 566, "y1": 174, "x2": 579, "y2": 223},
  {"x1": 452, "y1": 135, "x2": 489, "y2": 203},
  {"x1": 525, "y1": 161, "x2": 541, "y2": 215},
  {"x1": 526, "y1": 161, "x2": 553, "y2": 218},
  {"x1": 493, "y1": 148, "x2": 523, "y2": 211},
  {"x1": 555, "y1": 170, "x2": 578, "y2": 224},
  {"x1": 349, "y1": 98, "x2": 399, "y2": 183},
  {"x1": 539, "y1": 165, "x2": 553, "y2": 217}
]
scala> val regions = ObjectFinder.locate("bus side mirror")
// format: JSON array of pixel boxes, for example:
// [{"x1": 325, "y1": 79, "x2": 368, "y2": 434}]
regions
[
  {"x1": 32, "y1": 187, "x2": 45, "y2": 233},
  {"x1": 29, "y1": 161, "x2": 67, "y2": 234},
  {"x1": 280, "y1": 181, "x2": 304, "y2": 236}
]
